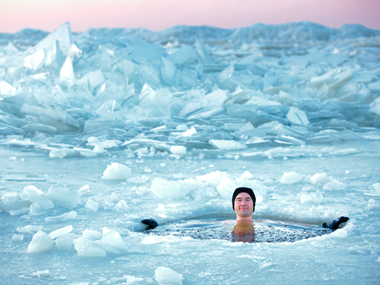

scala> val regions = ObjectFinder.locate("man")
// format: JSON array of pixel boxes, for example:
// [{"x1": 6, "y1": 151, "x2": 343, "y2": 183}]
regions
[{"x1": 231, "y1": 187, "x2": 256, "y2": 242}]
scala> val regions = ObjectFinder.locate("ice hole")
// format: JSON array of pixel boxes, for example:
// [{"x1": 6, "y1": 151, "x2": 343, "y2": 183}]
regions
[{"x1": 140, "y1": 214, "x2": 337, "y2": 243}]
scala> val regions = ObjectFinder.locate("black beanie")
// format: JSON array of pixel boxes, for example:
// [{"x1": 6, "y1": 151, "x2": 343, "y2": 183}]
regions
[{"x1": 232, "y1": 187, "x2": 256, "y2": 211}]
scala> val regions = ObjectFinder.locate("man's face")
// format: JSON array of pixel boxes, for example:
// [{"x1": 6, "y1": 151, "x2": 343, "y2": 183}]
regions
[{"x1": 234, "y1": 192, "x2": 254, "y2": 220}]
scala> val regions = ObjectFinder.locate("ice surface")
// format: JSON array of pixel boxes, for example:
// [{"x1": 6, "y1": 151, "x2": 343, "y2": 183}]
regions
[{"x1": 1, "y1": 21, "x2": 380, "y2": 284}]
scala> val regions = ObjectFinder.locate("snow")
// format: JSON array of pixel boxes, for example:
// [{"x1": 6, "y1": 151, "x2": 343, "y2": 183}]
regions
[{"x1": 1, "y1": 21, "x2": 380, "y2": 284}]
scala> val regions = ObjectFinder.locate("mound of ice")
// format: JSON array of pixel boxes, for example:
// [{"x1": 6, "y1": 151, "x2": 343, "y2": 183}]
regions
[
  {"x1": 154, "y1": 267, "x2": 183, "y2": 285},
  {"x1": 151, "y1": 177, "x2": 196, "y2": 199},
  {"x1": 113, "y1": 200, "x2": 129, "y2": 212},
  {"x1": 102, "y1": 163, "x2": 131, "y2": 180},
  {"x1": 46, "y1": 187, "x2": 78, "y2": 209},
  {"x1": 28, "y1": 231, "x2": 53, "y2": 253},
  {"x1": 309, "y1": 173, "x2": 330, "y2": 185},
  {"x1": 323, "y1": 179, "x2": 347, "y2": 190},
  {"x1": 279, "y1": 172, "x2": 302, "y2": 184}
]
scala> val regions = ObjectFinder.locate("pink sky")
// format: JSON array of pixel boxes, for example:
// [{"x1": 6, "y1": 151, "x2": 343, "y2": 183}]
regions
[{"x1": 1, "y1": 0, "x2": 379, "y2": 33}]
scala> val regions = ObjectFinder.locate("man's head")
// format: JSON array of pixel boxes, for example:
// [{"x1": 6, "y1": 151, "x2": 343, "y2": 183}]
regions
[{"x1": 232, "y1": 187, "x2": 256, "y2": 220}]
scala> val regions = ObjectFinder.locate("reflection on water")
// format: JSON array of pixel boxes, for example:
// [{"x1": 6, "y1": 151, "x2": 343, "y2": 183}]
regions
[
  {"x1": 232, "y1": 220, "x2": 255, "y2": 242},
  {"x1": 145, "y1": 219, "x2": 330, "y2": 243}
]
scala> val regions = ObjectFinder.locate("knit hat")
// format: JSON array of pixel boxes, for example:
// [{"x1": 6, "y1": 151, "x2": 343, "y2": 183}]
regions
[{"x1": 232, "y1": 187, "x2": 256, "y2": 211}]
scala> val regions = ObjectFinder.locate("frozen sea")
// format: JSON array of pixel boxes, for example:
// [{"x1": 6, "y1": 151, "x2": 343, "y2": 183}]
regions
[{"x1": 1, "y1": 21, "x2": 380, "y2": 284}]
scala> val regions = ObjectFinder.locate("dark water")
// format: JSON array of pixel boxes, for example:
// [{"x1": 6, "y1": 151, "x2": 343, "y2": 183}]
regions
[{"x1": 144, "y1": 219, "x2": 331, "y2": 243}]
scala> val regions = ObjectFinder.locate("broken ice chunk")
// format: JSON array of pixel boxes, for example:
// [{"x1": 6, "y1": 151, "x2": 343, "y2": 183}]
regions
[
  {"x1": 150, "y1": 178, "x2": 195, "y2": 199},
  {"x1": 310, "y1": 173, "x2": 329, "y2": 184},
  {"x1": 300, "y1": 190, "x2": 323, "y2": 204},
  {"x1": 0, "y1": 80, "x2": 13, "y2": 95},
  {"x1": 28, "y1": 231, "x2": 53, "y2": 253},
  {"x1": 170, "y1": 145, "x2": 186, "y2": 155},
  {"x1": 209, "y1": 140, "x2": 246, "y2": 150},
  {"x1": 310, "y1": 68, "x2": 340, "y2": 86},
  {"x1": 216, "y1": 175, "x2": 237, "y2": 199},
  {"x1": 83, "y1": 229, "x2": 102, "y2": 241},
  {"x1": 323, "y1": 179, "x2": 347, "y2": 190},
  {"x1": 113, "y1": 200, "x2": 128, "y2": 212},
  {"x1": 0, "y1": 192, "x2": 31, "y2": 211},
  {"x1": 16, "y1": 225, "x2": 43, "y2": 234},
  {"x1": 372, "y1": 183, "x2": 380, "y2": 196},
  {"x1": 20, "y1": 185, "x2": 54, "y2": 210},
  {"x1": 78, "y1": 185, "x2": 90, "y2": 196},
  {"x1": 161, "y1": 57, "x2": 177, "y2": 86},
  {"x1": 49, "y1": 225, "x2": 73, "y2": 239},
  {"x1": 279, "y1": 172, "x2": 302, "y2": 184},
  {"x1": 100, "y1": 230, "x2": 128, "y2": 254},
  {"x1": 12, "y1": 234, "x2": 24, "y2": 241},
  {"x1": 367, "y1": 80, "x2": 380, "y2": 91},
  {"x1": 73, "y1": 237, "x2": 106, "y2": 257},
  {"x1": 127, "y1": 175, "x2": 149, "y2": 184},
  {"x1": 182, "y1": 126, "x2": 197, "y2": 137},
  {"x1": 102, "y1": 163, "x2": 131, "y2": 180},
  {"x1": 45, "y1": 211, "x2": 77, "y2": 222},
  {"x1": 370, "y1": 97, "x2": 380, "y2": 116},
  {"x1": 286, "y1": 107, "x2": 309, "y2": 126},
  {"x1": 85, "y1": 199, "x2": 98, "y2": 212},
  {"x1": 46, "y1": 187, "x2": 79, "y2": 209},
  {"x1": 31, "y1": 270, "x2": 51, "y2": 278},
  {"x1": 24, "y1": 49, "x2": 45, "y2": 71},
  {"x1": 167, "y1": 45, "x2": 199, "y2": 65},
  {"x1": 155, "y1": 267, "x2": 183, "y2": 285}
]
